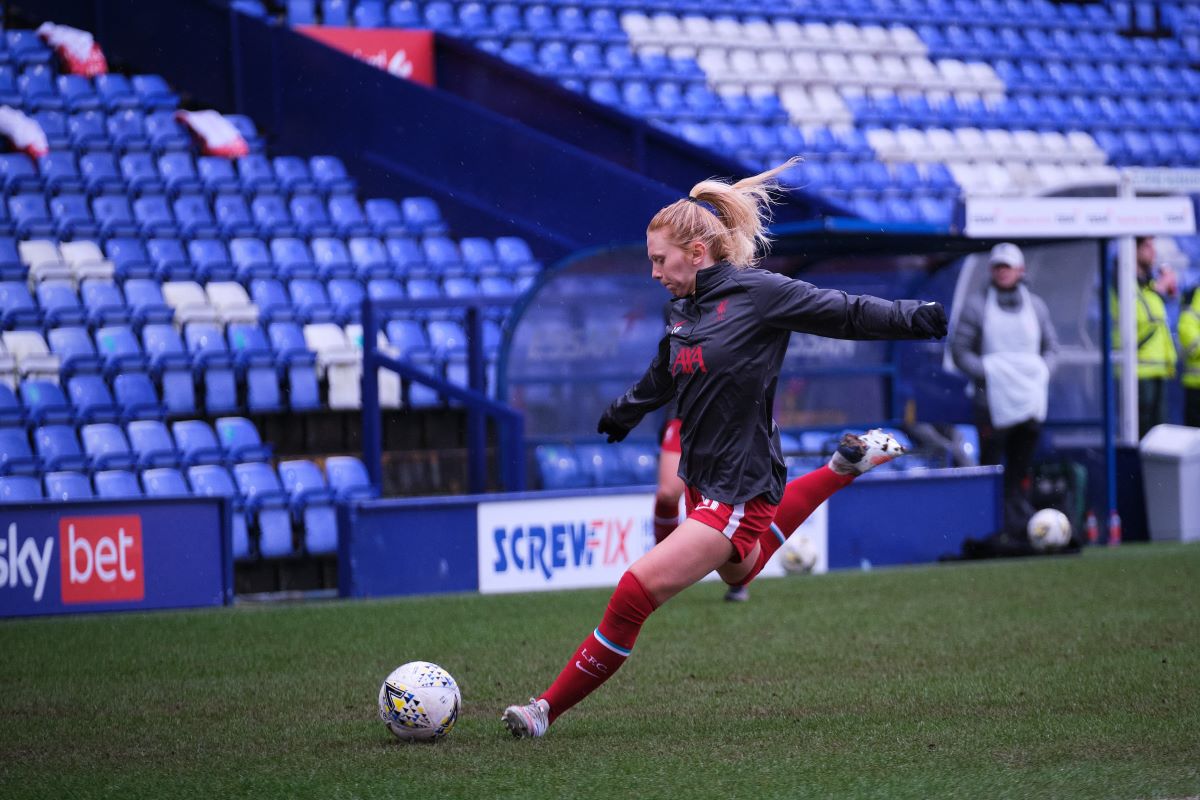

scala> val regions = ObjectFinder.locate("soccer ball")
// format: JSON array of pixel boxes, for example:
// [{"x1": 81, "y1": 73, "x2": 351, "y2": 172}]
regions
[
  {"x1": 378, "y1": 661, "x2": 461, "y2": 742},
  {"x1": 1027, "y1": 508, "x2": 1071, "y2": 551},
  {"x1": 780, "y1": 535, "x2": 819, "y2": 575}
]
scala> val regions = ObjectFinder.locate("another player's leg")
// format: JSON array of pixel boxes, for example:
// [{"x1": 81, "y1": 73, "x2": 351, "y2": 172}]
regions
[
  {"x1": 503, "y1": 518, "x2": 737, "y2": 738},
  {"x1": 652, "y1": 420, "x2": 684, "y2": 544},
  {"x1": 723, "y1": 429, "x2": 905, "y2": 588}
]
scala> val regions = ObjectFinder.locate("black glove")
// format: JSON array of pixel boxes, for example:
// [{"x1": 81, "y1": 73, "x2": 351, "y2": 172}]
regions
[
  {"x1": 911, "y1": 302, "x2": 948, "y2": 339},
  {"x1": 597, "y1": 408, "x2": 632, "y2": 443}
]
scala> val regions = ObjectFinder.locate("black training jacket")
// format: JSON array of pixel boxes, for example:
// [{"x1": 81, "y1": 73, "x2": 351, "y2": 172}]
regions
[{"x1": 605, "y1": 262, "x2": 930, "y2": 505}]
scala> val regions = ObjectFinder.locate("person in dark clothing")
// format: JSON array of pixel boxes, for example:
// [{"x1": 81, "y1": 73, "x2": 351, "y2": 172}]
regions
[
  {"x1": 502, "y1": 158, "x2": 948, "y2": 739},
  {"x1": 950, "y1": 243, "x2": 1059, "y2": 540}
]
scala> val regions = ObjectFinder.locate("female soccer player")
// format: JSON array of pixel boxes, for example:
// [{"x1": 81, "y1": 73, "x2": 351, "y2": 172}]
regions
[{"x1": 502, "y1": 158, "x2": 948, "y2": 737}]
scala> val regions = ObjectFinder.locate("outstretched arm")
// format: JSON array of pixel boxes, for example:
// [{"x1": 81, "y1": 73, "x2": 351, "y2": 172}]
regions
[
  {"x1": 739, "y1": 271, "x2": 946, "y2": 340},
  {"x1": 598, "y1": 334, "x2": 675, "y2": 443}
]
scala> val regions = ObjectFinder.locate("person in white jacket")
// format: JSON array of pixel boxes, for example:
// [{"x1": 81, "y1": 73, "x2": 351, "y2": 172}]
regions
[{"x1": 951, "y1": 243, "x2": 1059, "y2": 539}]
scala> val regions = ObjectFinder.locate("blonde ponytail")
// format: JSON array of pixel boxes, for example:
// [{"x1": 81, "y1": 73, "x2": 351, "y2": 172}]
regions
[{"x1": 647, "y1": 157, "x2": 801, "y2": 269}]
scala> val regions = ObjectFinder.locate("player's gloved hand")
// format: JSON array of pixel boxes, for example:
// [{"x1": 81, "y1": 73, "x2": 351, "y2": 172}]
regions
[
  {"x1": 597, "y1": 409, "x2": 632, "y2": 443},
  {"x1": 911, "y1": 302, "x2": 948, "y2": 339}
]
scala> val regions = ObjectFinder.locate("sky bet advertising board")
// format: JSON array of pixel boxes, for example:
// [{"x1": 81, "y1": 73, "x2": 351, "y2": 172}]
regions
[
  {"x1": 0, "y1": 499, "x2": 231, "y2": 618},
  {"x1": 477, "y1": 493, "x2": 813, "y2": 594}
]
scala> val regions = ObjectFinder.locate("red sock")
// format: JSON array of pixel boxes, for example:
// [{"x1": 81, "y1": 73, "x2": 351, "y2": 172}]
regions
[
  {"x1": 539, "y1": 571, "x2": 658, "y2": 724},
  {"x1": 731, "y1": 465, "x2": 854, "y2": 587},
  {"x1": 652, "y1": 498, "x2": 679, "y2": 544}
]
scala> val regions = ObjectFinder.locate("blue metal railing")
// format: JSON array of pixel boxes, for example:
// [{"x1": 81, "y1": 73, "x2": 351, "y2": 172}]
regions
[{"x1": 359, "y1": 297, "x2": 525, "y2": 496}]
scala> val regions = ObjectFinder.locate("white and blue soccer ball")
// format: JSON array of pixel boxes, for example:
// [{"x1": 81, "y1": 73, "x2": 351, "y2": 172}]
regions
[
  {"x1": 1027, "y1": 508, "x2": 1072, "y2": 551},
  {"x1": 378, "y1": 661, "x2": 461, "y2": 742},
  {"x1": 780, "y1": 535, "x2": 819, "y2": 575}
]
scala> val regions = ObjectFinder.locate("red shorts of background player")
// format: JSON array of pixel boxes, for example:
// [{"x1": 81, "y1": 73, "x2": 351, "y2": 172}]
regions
[
  {"x1": 660, "y1": 418, "x2": 682, "y2": 454},
  {"x1": 682, "y1": 486, "x2": 778, "y2": 562}
]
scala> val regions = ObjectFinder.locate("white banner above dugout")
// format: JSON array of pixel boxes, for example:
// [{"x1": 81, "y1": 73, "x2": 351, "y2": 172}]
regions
[{"x1": 964, "y1": 197, "x2": 1196, "y2": 238}]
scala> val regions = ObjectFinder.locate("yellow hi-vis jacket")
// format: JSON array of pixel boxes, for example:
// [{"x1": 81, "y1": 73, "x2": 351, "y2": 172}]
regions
[
  {"x1": 1111, "y1": 282, "x2": 1177, "y2": 379},
  {"x1": 1180, "y1": 288, "x2": 1200, "y2": 389}
]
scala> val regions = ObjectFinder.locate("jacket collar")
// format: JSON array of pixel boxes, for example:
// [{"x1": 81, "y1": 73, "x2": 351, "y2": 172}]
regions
[{"x1": 693, "y1": 261, "x2": 735, "y2": 297}]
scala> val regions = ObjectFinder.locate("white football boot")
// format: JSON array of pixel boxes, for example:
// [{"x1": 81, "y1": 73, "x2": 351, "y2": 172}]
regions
[
  {"x1": 828, "y1": 429, "x2": 906, "y2": 476},
  {"x1": 502, "y1": 697, "x2": 550, "y2": 738}
]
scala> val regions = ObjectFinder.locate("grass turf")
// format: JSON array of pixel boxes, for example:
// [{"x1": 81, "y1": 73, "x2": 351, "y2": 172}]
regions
[{"x1": 1, "y1": 543, "x2": 1197, "y2": 800}]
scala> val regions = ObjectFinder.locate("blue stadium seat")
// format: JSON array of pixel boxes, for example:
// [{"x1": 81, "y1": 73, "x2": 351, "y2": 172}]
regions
[
  {"x1": 289, "y1": 279, "x2": 336, "y2": 323},
  {"x1": 144, "y1": 111, "x2": 190, "y2": 152},
  {"x1": 384, "y1": 236, "x2": 426, "y2": 275},
  {"x1": 9, "y1": 194, "x2": 55, "y2": 238},
  {"x1": 321, "y1": 0, "x2": 350, "y2": 26},
  {"x1": 288, "y1": 0, "x2": 317, "y2": 25},
  {"x1": 95, "y1": 325, "x2": 149, "y2": 377},
  {"x1": 289, "y1": 195, "x2": 335, "y2": 237},
  {"x1": 249, "y1": 278, "x2": 294, "y2": 323},
  {"x1": 188, "y1": 239, "x2": 234, "y2": 282},
  {"x1": 78, "y1": 152, "x2": 123, "y2": 197},
  {"x1": 225, "y1": 323, "x2": 282, "y2": 413},
  {"x1": 55, "y1": 75, "x2": 100, "y2": 113},
  {"x1": 18, "y1": 67, "x2": 64, "y2": 112},
  {"x1": 145, "y1": 237, "x2": 190, "y2": 281},
  {"x1": 232, "y1": 461, "x2": 294, "y2": 557},
  {"x1": 32, "y1": 110, "x2": 69, "y2": 151},
  {"x1": 312, "y1": 236, "x2": 352, "y2": 280},
  {"x1": 141, "y1": 466, "x2": 189, "y2": 495},
  {"x1": 0, "y1": 281, "x2": 41, "y2": 328},
  {"x1": 215, "y1": 416, "x2": 273, "y2": 463},
  {"x1": 131, "y1": 75, "x2": 179, "y2": 111},
  {"x1": 401, "y1": 197, "x2": 448, "y2": 236},
  {"x1": 230, "y1": 238, "x2": 274, "y2": 282},
  {"x1": 141, "y1": 323, "x2": 197, "y2": 416},
  {"x1": 183, "y1": 323, "x2": 238, "y2": 415},
  {"x1": 67, "y1": 110, "x2": 108, "y2": 151},
  {"x1": 347, "y1": 237, "x2": 391, "y2": 280},
  {"x1": 264, "y1": 322, "x2": 320, "y2": 411},
  {"x1": 67, "y1": 375, "x2": 122, "y2": 423},
  {"x1": 495, "y1": 236, "x2": 538, "y2": 277},
  {"x1": 406, "y1": 276, "x2": 442, "y2": 300},
  {"x1": 536, "y1": 445, "x2": 588, "y2": 490},
  {"x1": 389, "y1": 0, "x2": 422, "y2": 27},
  {"x1": 273, "y1": 156, "x2": 317, "y2": 195},
  {"x1": 127, "y1": 420, "x2": 179, "y2": 469},
  {"x1": 0, "y1": 384, "x2": 25, "y2": 427},
  {"x1": 355, "y1": 0, "x2": 387, "y2": 27},
  {"x1": 107, "y1": 109, "x2": 151, "y2": 153},
  {"x1": 94, "y1": 469, "x2": 143, "y2": 498},
  {"x1": 324, "y1": 455, "x2": 378, "y2": 501},
  {"x1": 213, "y1": 195, "x2": 257, "y2": 238},
  {"x1": 422, "y1": 236, "x2": 465, "y2": 275},
  {"x1": 235, "y1": 155, "x2": 278, "y2": 193},
  {"x1": 44, "y1": 471, "x2": 94, "y2": 501},
  {"x1": 39, "y1": 152, "x2": 84, "y2": 195},
  {"x1": 94, "y1": 74, "x2": 139, "y2": 111},
  {"x1": 367, "y1": 278, "x2": 405, "y2": 305},
  {"x1": 36, "y1": 281, "x2": 86, "y2": 328},
  {"x1": 173, "y1": 194, "x2": 220, "y2": 238},
  {"x1": 172, "y1": 419, "x2": 229, "y2": 467},
  {"x1": 309, "y1": 156, "x2": 356, "y2": 195},
  {"x1": 363, "y1": 198, "x2": 406, "y2": 237},
  {"x1": 81, "y1": 423, "x2": 137, "y2": 470},
  {"x1": 7, "y1": 31, "x2": 54, "y2": 67},
  {"x1": 327, "y1": 278, "x2": 365, "y2": 323},
  {"x1": 329, "y1": 195, "x2": 372, "y2": 237},
  {"x1": 22, "y1": 382, "x2": 74, "y2": 426},
  {"x1": 251, "y1": 193, "x2": 297, "y2": 238},
  {"x1": 112, "y1": 372, "x2": 166, "y2": 421},
  {"x1": 158, "y1": 152, "x2": 203, "y2": 196},
  {"x1": 34, "y1": 425, "x2": 90, "y2": 472},
  {"x1": 133, "y1": 195, "x2": 176, "y2": 237},
  {"x1": 575, "y1": 443, "x2": 636, "y2": 486},
  {"x1": 48, "y1": 326, "x2": 102, "y2": 378},
  {"x1": 0, "y1": 428, "x2": 40, "y2": 475},
  {"x1": 187, "y1": 464, "x2": 251, "y2": 559},
  {"x1": 278, "y1": 459, "x2": 338, "y2": 554},
  {"x1": 91, "y1": 196, "x2": 138, "y2": 240},
  {"x1": 197, "y1": 156, "x2": 241, "y2": 194},
  {"x1": 48, "y1": 193, "x2": 98, "y2": 238},
  {"x1": 0, "y1": 154, "x2": 43, "y2": 195},
  {"x1": 0, "y1": 474, "x2": 42, "y2": 500},
  {"x1": 443, "y1": 276, "x2": 479, "y2": 298},
  {"x1": 385, "y1": 319, "x2": 430, "y2": 356}
]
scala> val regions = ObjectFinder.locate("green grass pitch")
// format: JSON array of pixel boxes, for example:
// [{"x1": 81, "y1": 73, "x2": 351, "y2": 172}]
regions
[{"x1": 1, "y1": 543, "x2": 1197, "y2": 800}]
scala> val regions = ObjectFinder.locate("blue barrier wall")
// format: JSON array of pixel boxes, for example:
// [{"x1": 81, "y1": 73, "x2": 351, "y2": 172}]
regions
[
  {"x1": 340, "y1": 468, "x2": 1001, "y2": 599},
  {"x1": 0, "y1": 497, "x2": 232, "y2": 618}
]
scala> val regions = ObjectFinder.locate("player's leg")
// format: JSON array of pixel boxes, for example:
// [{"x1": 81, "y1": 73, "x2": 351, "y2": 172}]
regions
[
  {"x1": 503, "y1": 518, "x2": 739, "y2": 738},
  {"x1": 653, "y1": 420, "x2": 684, "y2": 544},
  {"x1": 723, "y1": 429, "x2": 906, "y2": 588}
]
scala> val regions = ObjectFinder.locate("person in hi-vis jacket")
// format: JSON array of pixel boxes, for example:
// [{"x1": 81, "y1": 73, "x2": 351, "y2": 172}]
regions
[{"x1": 951, "y1": 242, "x2": 1059, "y2": 539}]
